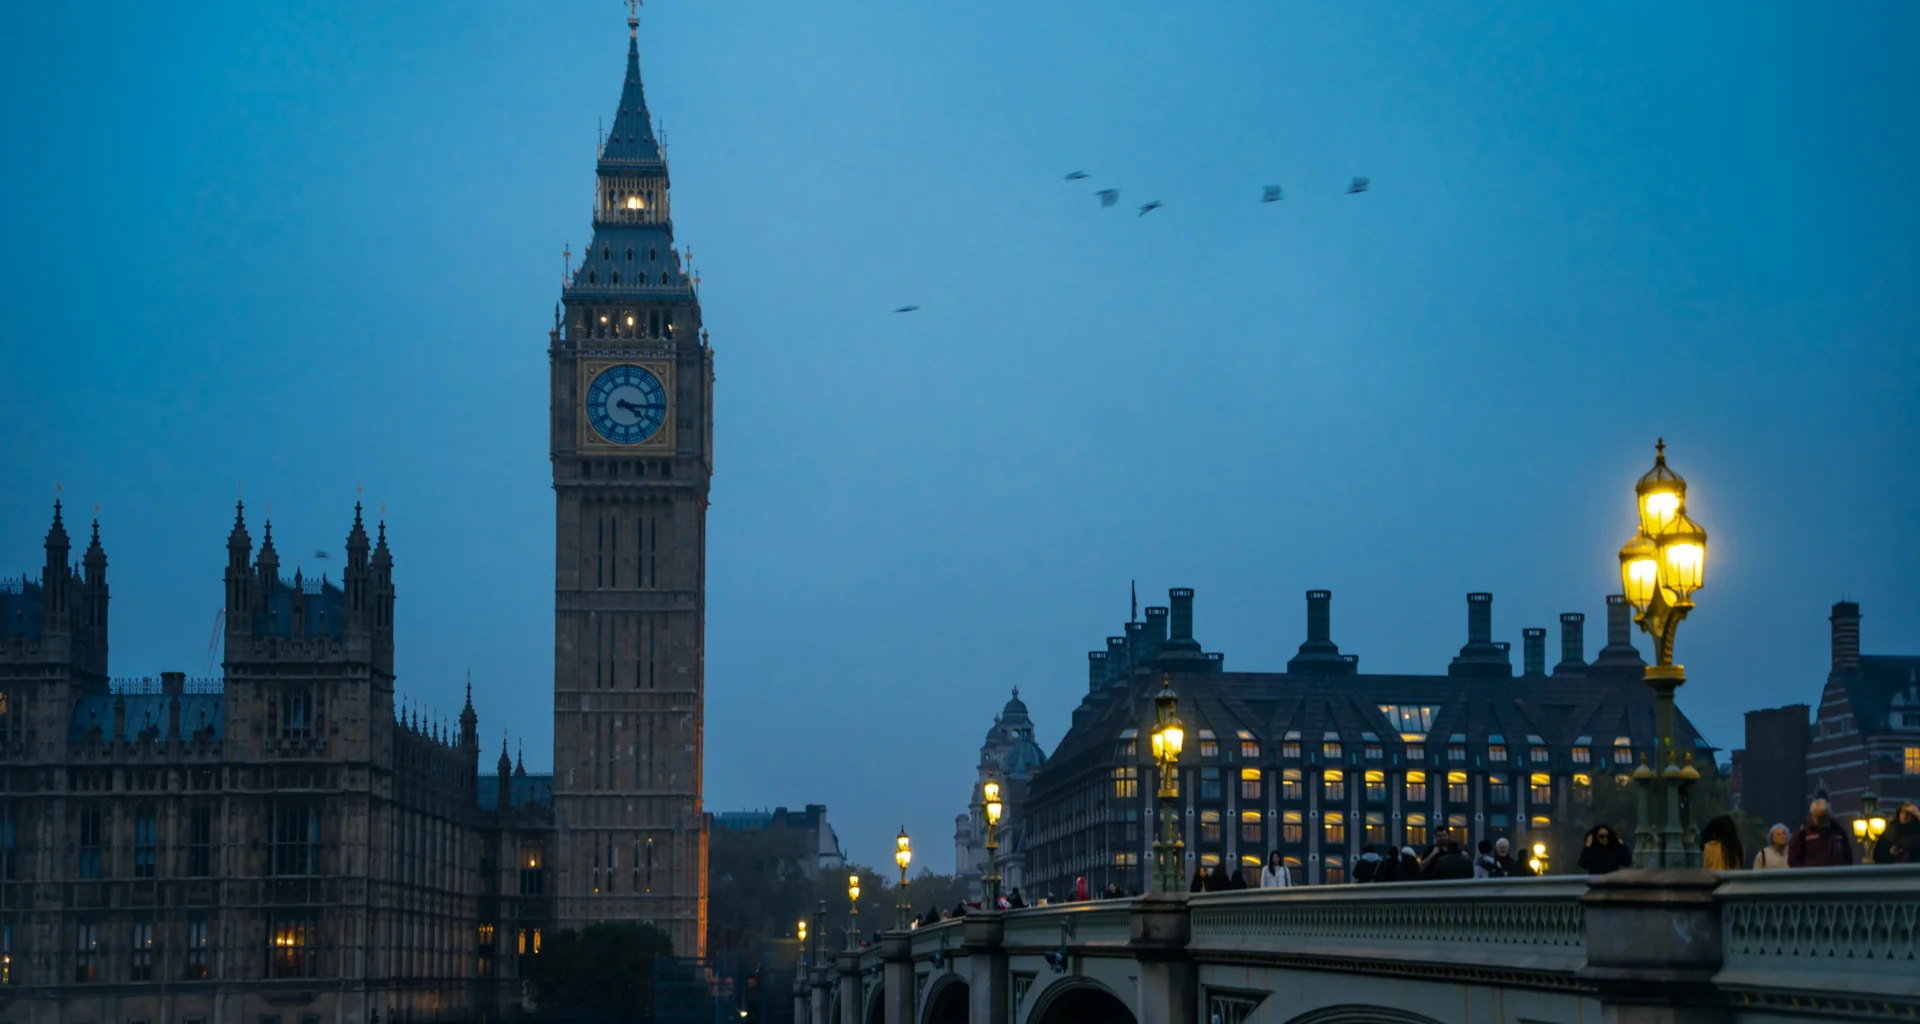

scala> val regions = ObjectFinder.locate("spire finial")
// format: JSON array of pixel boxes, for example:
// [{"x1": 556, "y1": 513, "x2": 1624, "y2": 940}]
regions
[
  {"x1": 1655, "y1": 437, "x2": 1666, "y2": 461},
  {"x1": 629, "y1": 0, "x2": 640, "y2": 38}
]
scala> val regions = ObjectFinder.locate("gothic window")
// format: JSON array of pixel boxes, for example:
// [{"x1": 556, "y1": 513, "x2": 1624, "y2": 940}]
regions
[
  {"x1": 279, "y1": 690, "x2": 311, "y2": 740},
  {"x1": 1198, "y1": 731, "x2": 1219, "y2": 758},
  {"x1": 1488, "y1": 734, "x2": 1508, "y2": 762},
  {"x1": 1322, "y1": 732, "x2": 1342, "y2": 759},
  {"x1": 1405, "y1": 813, "x2": 1429, "y2": 846},
  {"x1": 131, "y1": 918, "x2": 155, "y2": 981},
  {"x1": 1239, "y1": 810, "x2": 1262, "y2": 844},
  {"x1": 271, "y1": 802, "x2": 318, "y2": 876},
  {"x1": 1323, "y1": 811, "x2": 1346, "y2": 844},
  {"x1": 189, "y1": 806, "x2": 212, "y2": 876},
  {"x1": 185, "y1": 916, "x2": 209, "y2": 979},
  {"x1": 74, "y1": 919, "x2": 99, "y2": 982},
  {"x1": 648, "y1": 246, "x2": 657, "y2": 261},
  {"x1": 1530, "y1": 773, "x2": 1553, "y2": 804},
  {"x1": 267, "y1": 914, "x2": 316, "y2": 978},
  {"x1": 625, "y1": 247, "x2": 634, "y2": 261},
  {"x1": 1198, "y1": 810, "x2": 1221, "y2": 844},
  {"x1": 1281, "y1": 769, "x2": 1302, "y2": 801},
  {"x1": 1365, "y1": 812, "x2": 1387, "y2": 844},
  {"x1": 134, "y1": 808, "x2": 156, "y2": 878},
  {"x1": 1282, "y1": 731, "x2": 1301, "y2": 759},
  {"x1": 77, "y1": 807, "x2": 102, "y2": 879},
  {"x1": 1, "y1": 922, "x2": 11, "y2": 984}
]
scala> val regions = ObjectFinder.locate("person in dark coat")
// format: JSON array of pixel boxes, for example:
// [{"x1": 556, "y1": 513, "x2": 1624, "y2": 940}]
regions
[
  {"x1": 1578, "y1": 824, "x2": 1632, "y2": 874},
  {"x1": 1205, "y1": 863, "x2": 1232, "y2": 892},
  {"x1": 1432, "y1": 838, "x2": 1474, "y2": 880},
  {"x1": 1006, "y1": 888, "x2": 1027, "y2": 909},
  {"x1": 1190, "y1": 867, "x2": 1207, "y2": 892},
  {"x1": 1353, "y1": 845, "x2": 1385, "y2": 883},
  {"x1": 1872, "y1": 803, "x2": 1920, "y2": 864},
  {"x1": 1227, "y1": 867, "x2": 1249, "y2": 890},
  {"x1": 1788, "y1": 799, "x2": 1854, "y2": 867},
  {"x1": 1398, "y1": 846, "x2": 1421, "y2": 880}
]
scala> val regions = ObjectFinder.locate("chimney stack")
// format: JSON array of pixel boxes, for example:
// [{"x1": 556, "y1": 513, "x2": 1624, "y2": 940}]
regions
[
  {"x1": 1522, "y1": 628, "x2": 1547, "y2": 676},
  {"x1": 1287, "y1": 589, "x2": 1350, "y2": 674},
  {"x1": 1306, "y1": 590, "x2": 1332, "y2": 644},
  {"x1": 1144, "y1": 606, "x2": 1169, "y2": 644},
  {"x1": 1830, "y1": 601, "x2": 1862, "y2": 673},
  {"x1": 1606, "y1": 594, "x2": 1631, "y2": 647},
  {"x1": 1106, "y1": 636, "x2": 1127, "y2": 676},
  {"x1": 1590, "y1": 595, "x2": 1647, "y2": 678},
  {"x1": 1467, "y1": 592, "x2": 1493, "y2": 644},
  {"x1": 1087, "y1": 651, "x2": 1108, "y2": 694},
  {"x1": 1449, "y1": 592, "x2": 1512, "y2": 677},
  {"x1": 1554, "y1": 613, "x2": 1587, "y2": 676},
  {"x1": 1168, "y1": 589, "x2": 1195, "y2": 642}
]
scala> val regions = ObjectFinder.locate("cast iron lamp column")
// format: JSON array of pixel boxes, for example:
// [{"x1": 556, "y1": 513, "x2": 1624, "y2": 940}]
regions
[
  {"x1": 981, "y1": 777, "x2": 1004, "y2": 905},
  {"x1": 1150, "y1": 675, "x2": 1186, "y2": 894},
  {"x1": 1619, "y1": 439, "x2": 1709, "y2": 868},
  {"x1": 1853, "y1": 791, "x2": 1887, "y2": 862},
  {"x1": 894, "y1": 827, "x2": 913, "y2": 929},
  {"x1": 846, "y1": 874, "x2": 861, "y2": 951}
]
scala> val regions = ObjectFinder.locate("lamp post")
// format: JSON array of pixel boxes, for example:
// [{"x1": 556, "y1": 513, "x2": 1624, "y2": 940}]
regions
[
  {"x1": 1619, "y1": 439, "x2": 1710, "y2": 869},
  {"x1": 981, "y1": 776, "x2": 1004, "y2": 905},
  {"x1": 796, "y1": 918, "x2": 808, "y2": 965},
  {"x1": 1853, "y1": 790, "x2": 1888, "y2": 862},
  {"x1": 1149, "y1": 675, "x2": 1186, "y2": 894},
  {"x1": 894, "y1": 827, "x2": 913, "y2": 930},
  {"x1": 846, "y1": 873, "x2": 862, "y2": 950},
  {"x1": 1529, "y1": 841, "x2": 1549, "y2": 876}
]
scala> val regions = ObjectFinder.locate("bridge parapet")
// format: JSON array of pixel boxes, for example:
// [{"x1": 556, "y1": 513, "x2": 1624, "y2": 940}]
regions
[{"x1": 835, "y1": 865, "x2": 1920, "y2": 1024}]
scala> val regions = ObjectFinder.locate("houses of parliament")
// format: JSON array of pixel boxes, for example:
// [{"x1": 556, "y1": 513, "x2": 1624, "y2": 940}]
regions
[{"x1": 0, "y1": 10, "x2": 713, "y2": 1024}]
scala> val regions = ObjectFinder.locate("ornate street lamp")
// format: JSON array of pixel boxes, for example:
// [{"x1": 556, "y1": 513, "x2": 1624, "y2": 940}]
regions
[
  {"x1": 1149, "y1": 675, "x2": 1186, "y2": 894},
  {"x1": 981, "y1": 776, "x2": 1004, "y2": 905},
  {"x1": 1528, "y1": 841, "x2": 1549, "y2": 876},
  {"x1": 796, "y1": 917, "x2": 807, "y2": 964},
  {"x1": 846, "y1": 873, "x2": 862, "y2": 950},
  {"x1": 1619, "y1": 439, "x2": 1710, "y2": 868},
  {"x1": 1853, "y1": 790, "x2": 1888, "y2": 862},
  {"x1": 894, "y1": 827, "x2": 913, "y2": 930}
]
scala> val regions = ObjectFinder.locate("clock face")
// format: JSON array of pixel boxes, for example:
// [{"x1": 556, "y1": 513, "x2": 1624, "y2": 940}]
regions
[{"x1": 586, "y1": 364, "x2": 667, "y2": 444}]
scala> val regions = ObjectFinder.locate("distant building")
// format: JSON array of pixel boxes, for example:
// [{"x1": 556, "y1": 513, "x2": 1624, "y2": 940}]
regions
[
  {"x1": 954, "y1": 691, "x2": 1046, "y2": 901},
  {"x1": 1804, "y1": 602, "x2": 1920, "y2": 813},
  {"x1": 708, "y1": 805, "x2": 844, "y2": 877},
  {"x1": 1020, "y1": 587, "x2": 1719, "y2": 895},
  {"x1": 0, "y1": 503, "x2": 554, "y2": 1023},
  {"x1": 1736, "y1": 704, "x2": 1812, "y2": 828}
]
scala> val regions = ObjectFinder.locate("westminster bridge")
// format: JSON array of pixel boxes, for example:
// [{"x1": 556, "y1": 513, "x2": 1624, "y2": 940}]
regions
[{"x1": 797, "y1": 865, "x2": 1920, "y2": 1024}]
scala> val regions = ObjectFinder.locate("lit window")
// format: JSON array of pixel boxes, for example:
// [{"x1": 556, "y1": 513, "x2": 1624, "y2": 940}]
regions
[
  {"x1": 1323, "y1": 732, "x2": 1342, "y2": 758},
  {"x1": 1446, "y1": 771, "x2": 1468, "y2": 803},
  {"x1": 1110, "y1": 766, "x2": 1138, "y2": 799},
  {"x1": 1115, "y1": 727, "x2": 1137, "y2": 760},
  {"x1": 1239, "y1": 767, "x2": 1262, "y2": 800},
  {"x1": 1906, "y1": 747, "x2": 1920, "y2": 777},
  {"x1": 1324, "y1": 812, "x2": 1346, "y2": 843},
  {"x1": 1572, "y1": 745, "x2": 1591, "y2": 764},
  {"x1": 1238, "y1": 730, "x2": 1259, "y2": 759},
  {"x1": 1573, "y1": 773, "x2": 1592, "y2": 789},
  {"x1": 1283, "y1": 731, "x2": 1301, "y2": 759},
  {"x1": 1405, "y1": 770, "x2": 1428, "y2": 803},
  {"x1": 1378, "y1": 705, "x2": 1438, "y2": 733},
  {"x1": 1200, "y1": 810, "x2": 1221, "y2": 844},
  {"x1": 1281, "y1": 769, "x2": 1302, "y2": 801},
  {"x1": 1489, "y1": 774, "x2": 1511, "y2": 804},
  {"x1": 1530, "y1": 773, "x2": 1552, "y2": 803},
  {"x1": 1405, "y1": 813, "x2": 1429, "y2": 846},
  {"x1": 1365, "y1": 812, "x2": 1386, "y2": 844},
  {"x1": 1324, "y1": 860, "x2": 1346, "y2": 884},
  {"x1": 1324, "y1": 770, "x2": 1346, "y2": 801},
  {"x1": 1282, "y1": 811, "x2": 1303, "y2": 843},
  {"x1": 1199, "y1": 852, "x2": 1221, "y2": 868},
  {"x1": 1364, "y1": 770, "x2": 1386, "y2": 802},
  {"x1": 1240, "y1": 810, "x2": 1262, "y2": 843},
  {"x1": 1488, "y1": 734, "x2": 1508, "y2": 762},
  {"x1": 1447, "y1": 813, "x2": 1467, "y2": 831},
  {"x1": 1530, "y1": 815, "x2": 1552, "y2": 832},
  {"x1": 1614, "y1": 737, "x2": 1633, "y2": 765},
  {"x1": 1199, "y1": 731, "x2": 1219, "y2": 758},
  {"x1": 1531, "y1": 746, "x2": 1549, "y2": 763}
]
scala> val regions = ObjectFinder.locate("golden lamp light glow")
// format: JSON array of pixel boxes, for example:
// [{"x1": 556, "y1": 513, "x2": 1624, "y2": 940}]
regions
[
  {"x1": 1532, "y1": 843, "x2": 1547, "y2": 858},
  {"x1": 983, "y1": 778, "x2": 1004, "y2": 826},
  {"x1": 895, "y1": 828, "x2": 912, "y2": 870},
  {"x1": 797, "y1": 920, "x2": 807, "y2": 943},
  {"x1": 1152, "y1": 720, "x2": 1185, "y2": 761},
  {"x1": 1641, "y1": 491, "x2": 1680, "y2": 533},
  {"x1": 626, "y1": 195, "x2": 644, "y2": 210}
]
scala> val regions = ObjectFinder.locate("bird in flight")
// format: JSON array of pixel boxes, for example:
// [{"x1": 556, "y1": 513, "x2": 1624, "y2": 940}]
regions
[
  {"x1": 1064, "y1": 170, "x2": 1089, "y2": 181},
  {"x1": 1262, "y1": 185, "x2": 1284, "y2": 203},
  {"x1": 1347, "y1": 176, "x2": 1371, "y2": 194},
  {"x1": 1138, "y1": 200, "x2": 1163, "y2": 216},
  {"x1": 893, "y1": 305, "x2": 920, "y2": 313},
  {"x1": 1096, "y1": 189, "x2": 1119, "y2": 208}
]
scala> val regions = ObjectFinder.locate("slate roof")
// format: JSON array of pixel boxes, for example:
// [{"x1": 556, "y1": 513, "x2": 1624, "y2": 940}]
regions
[
  {"x1": 1840, "y1": 655, "x2": 1920, "y2": 732},
  {"x1": 478, "y1": 772, "x2": 554, "y2": 811},
  {"x1": 0, "y1": 579, "x2": 43, "y2": 641}
]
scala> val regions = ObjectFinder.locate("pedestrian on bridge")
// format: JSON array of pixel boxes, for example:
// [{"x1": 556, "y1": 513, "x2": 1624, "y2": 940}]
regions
[
  {"x1": 1754, "y1": 825, "x2": 1791, "y2": 869},
  {"x1": 1578, "y1": 825, "x2": 1631, "y2": 874},
  {"x1": 1788, "y1": 799, "x2": 1854, "y2": 868},
  {"x1": 1701, "y1": 815, "x2": 1746, "y2": 871},
  {"x1": 1870, "y1": 803, "x2": 1919, "y2": 864},
  {"x1": 1260, "y1": 851, "x2": 1293, "y2": 888}
]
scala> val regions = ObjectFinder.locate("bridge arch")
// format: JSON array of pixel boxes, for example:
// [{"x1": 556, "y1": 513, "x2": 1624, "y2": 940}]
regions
[
  {"x1": 921, "y1": 973, "x2": 968, "y2": 1024},
  {"x1": 1027, "y1": 977, "x2": 1137, "y2": 1024},
  {"x1": 863, "y1": 980, "x2": 884, "y2": 1024},
  {"x1": 1283, "y1": 1006, "x2": 1448, "y2": 1024}
]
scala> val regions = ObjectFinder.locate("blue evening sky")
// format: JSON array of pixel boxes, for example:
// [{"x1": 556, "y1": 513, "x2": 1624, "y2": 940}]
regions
[{"x1": 3, "y1": 2, "x2": 1915, "y2": 869}]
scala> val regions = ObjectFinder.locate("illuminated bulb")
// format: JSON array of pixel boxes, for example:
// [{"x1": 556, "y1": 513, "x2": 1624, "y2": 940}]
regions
[{"x1": 626, "y1": 196, "x2": 643, "y2": 210}]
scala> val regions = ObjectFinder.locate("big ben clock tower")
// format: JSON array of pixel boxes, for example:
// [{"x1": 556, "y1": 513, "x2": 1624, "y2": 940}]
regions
[{"x1": 550, "y1": 6, "x2": 712, "y2": 956}]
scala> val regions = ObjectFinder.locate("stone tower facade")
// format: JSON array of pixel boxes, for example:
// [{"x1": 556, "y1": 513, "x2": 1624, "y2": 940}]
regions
[{"x1": 549, "y1": 9, "x2": 713, "y2": 956}]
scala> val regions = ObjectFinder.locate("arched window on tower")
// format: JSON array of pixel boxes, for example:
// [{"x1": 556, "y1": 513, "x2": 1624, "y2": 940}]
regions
[
  {"x1": 611, "y1": 271, "x2": 620, "y2": 285},
  {"x1": 648, "y1": 246, "x2": 657, "y2": 262},
  {"x1": 602, "y1": 246, "x2": 611, "y2": 261},
  {"x1": 625, "y1": 247, "x2": 635, "y2": 262},
  {"x1": 588, "y1": 271, "x2": 597, "y2": 285}
]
